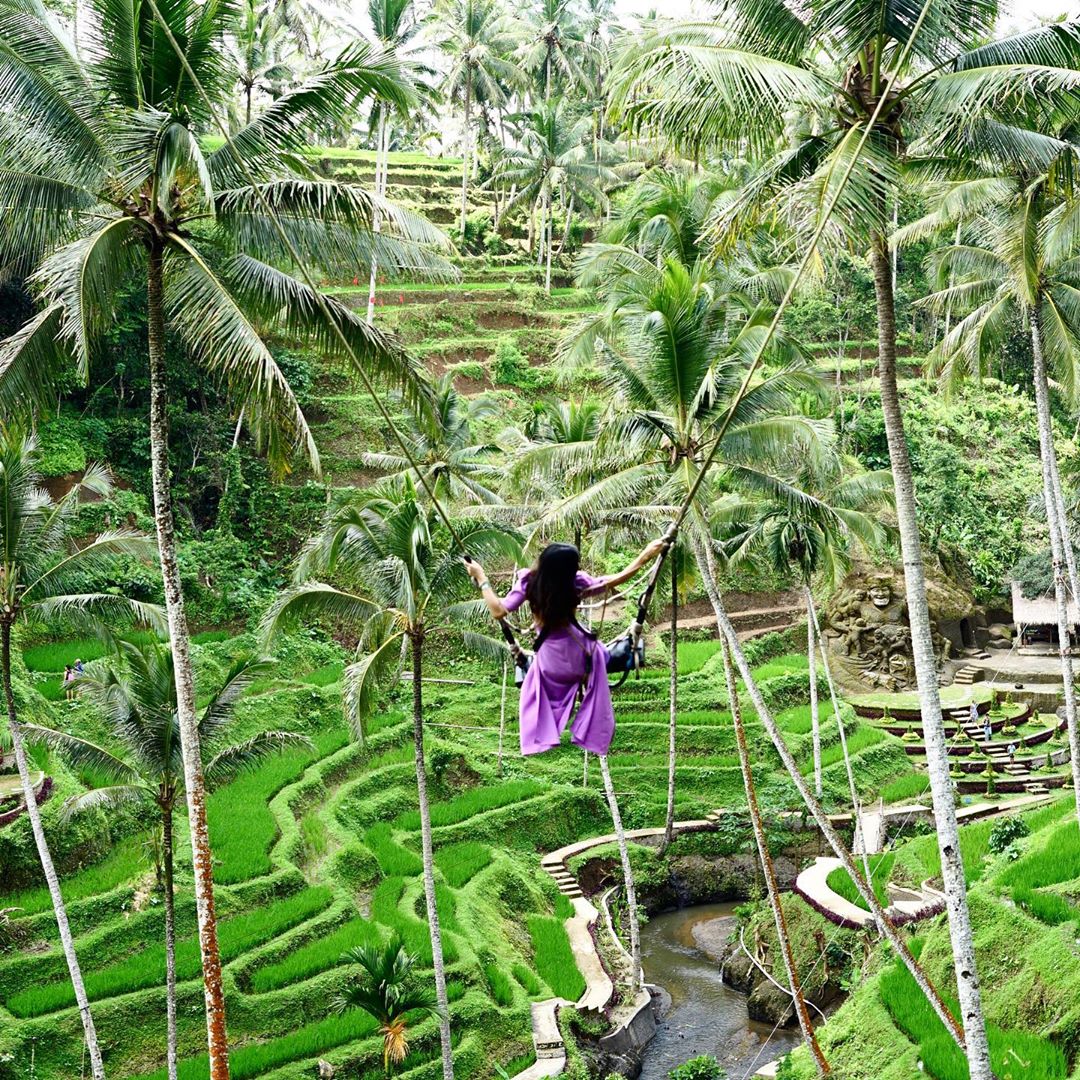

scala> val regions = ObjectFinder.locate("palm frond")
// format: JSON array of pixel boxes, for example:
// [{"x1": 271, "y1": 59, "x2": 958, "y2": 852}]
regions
[
  {"x1": 163, "y1": 237, "x2": 319, "y2": 474},
  {"x1": 203, "y1": 730, "x2": 314, "y2": 787}
]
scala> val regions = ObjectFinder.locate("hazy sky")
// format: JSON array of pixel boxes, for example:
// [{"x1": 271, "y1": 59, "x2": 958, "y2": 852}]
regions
[{"x1": 608, "y1": 0, "x2": 1078, "y2": 28}]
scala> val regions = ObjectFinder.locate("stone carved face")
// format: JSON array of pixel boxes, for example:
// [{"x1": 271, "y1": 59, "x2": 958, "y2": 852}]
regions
[{"x1": 868, "y1": 583, "x2": 893, "y2": 609}]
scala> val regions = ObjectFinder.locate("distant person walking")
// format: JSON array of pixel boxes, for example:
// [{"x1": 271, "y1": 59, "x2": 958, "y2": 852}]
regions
[
  {"x1": 63, "y1": 665, "x2": 76, "y2": 701},
  {"x1": 1008, "y1": 741, "x2": 1017, "y2": 763},
  {"x1": 983, "y1": 718, "x2": 992, "y2": 743},
  {"x1": 74, "y1": 657, "x2": 84, "y2": 677}
]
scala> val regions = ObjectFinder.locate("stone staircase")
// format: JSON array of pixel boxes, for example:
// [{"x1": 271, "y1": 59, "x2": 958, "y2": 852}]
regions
[
  {"x1": 946, "y1": 705, "x2": 1048, "y2": 788},
  {"x1": 953, "y1": 665, "x2": 985, "y2": 685},
  {"x1": 542, "y1": 857, "x2": 584, "y2": 900}
]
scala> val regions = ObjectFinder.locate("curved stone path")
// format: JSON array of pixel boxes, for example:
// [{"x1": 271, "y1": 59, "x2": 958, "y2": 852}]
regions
[
  {"x1": 520, "y1": 816, "x2": 715, "y2": 1079},
  {"x1": 795, "y1": 793, "x2": 1054, "y2": 929}
]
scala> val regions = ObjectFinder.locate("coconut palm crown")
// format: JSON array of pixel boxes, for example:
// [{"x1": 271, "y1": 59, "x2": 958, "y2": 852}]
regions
[{"x1": 0, "y1": 0, "x2": 447, "y2": 460}]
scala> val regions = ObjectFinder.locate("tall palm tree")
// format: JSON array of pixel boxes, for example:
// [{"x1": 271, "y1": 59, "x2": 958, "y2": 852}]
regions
[
  {"x1": 229, "y1": 0, "x2": 293, "y2": 126},
  {"x1": 428, "y1": 0, "x2": 521, "y2": 233},
  {"x1": 362, "y1": 374, "x2": 503, "y2": 504},
  {"x1": 916, "y1": 167, "x2": 1080, "y2": 829},
  {"x1": 365, "y1": 0, "x2": 431, "y2": 324},
  {"x1": 0, "y1": 428, "x2": 161, "y2": 1080},
  {"x1": 609, "y1": 12, "x2": 1080, "y2": 1070},
  {"x1": 334, "y1": 936, "x2": 442, "y2": 1072},
  {"x1": 517, "y1": 0, "x2": 585, "y2": 101},
  {"x1": 263, "y1": 485, "x2": 519, "y2": 1080},
  {"x1": 719, "y1": 453, "x2": 892, "y2": 799},
  {"x1": 26, "y1": 642, "x2": 310, "y2": 1080},
  {"x1": 490, "y1": 102, "x2": 614, "y2": 293},
  {"x1": 0, "y1": 2, "x2": 438, "y2": 1069}
]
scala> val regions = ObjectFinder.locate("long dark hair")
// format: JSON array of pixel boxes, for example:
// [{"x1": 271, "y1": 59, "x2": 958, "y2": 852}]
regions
[{"x1": 525, "y1": 543, "x2": 581, "y2": 629}]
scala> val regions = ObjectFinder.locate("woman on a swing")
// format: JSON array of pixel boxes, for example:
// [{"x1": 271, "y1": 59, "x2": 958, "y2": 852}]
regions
[{"x1": 466, "y1": 539, "x2": 668, "y2": 756}]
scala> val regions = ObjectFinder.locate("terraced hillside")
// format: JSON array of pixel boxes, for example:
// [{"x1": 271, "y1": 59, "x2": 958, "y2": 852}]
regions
[
  {"x1": 299, "y1": 150, "x2": 929, "y2": 485},
  {"x1": 771, "y1": 792, "x2": 1080, "y2": 1080},
  {"x1": 0, "y1": 626, "x2": 919, "y2": 1079}
]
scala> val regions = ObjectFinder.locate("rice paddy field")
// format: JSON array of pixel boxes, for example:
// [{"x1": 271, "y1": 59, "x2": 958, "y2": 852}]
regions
[{"x1": 0, "y1": 604, "x2": 912, "y2": 1080}]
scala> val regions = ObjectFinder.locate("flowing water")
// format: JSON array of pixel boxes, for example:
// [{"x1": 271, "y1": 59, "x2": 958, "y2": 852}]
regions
[{"x1": 638, "y1": 903, "x2": 801, "y2": 1080}]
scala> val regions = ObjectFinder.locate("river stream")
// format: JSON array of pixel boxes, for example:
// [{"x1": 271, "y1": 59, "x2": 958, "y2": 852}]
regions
[{"x1": 637, "y1": 903, "x2": 801, "y2": 1080}]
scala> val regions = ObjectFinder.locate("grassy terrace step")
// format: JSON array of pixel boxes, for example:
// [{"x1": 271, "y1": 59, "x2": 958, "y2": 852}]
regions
[
  {"x1": 5, "y1": 887, "x2": 334, "y2": 1016},
  {"x1": 136, "y1": 985, "x2": 472, "y2": 1080}
]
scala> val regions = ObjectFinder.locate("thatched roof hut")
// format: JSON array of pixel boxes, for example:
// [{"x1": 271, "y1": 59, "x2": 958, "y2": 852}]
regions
[{"x1": 1011, "y1": 580, "x2": 1080, "y2": 629}]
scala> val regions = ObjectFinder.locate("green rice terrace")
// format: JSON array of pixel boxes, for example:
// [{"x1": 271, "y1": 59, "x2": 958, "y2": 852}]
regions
[{"x1": 1, "y1": 630, "x2": 909, "y2": 1079}]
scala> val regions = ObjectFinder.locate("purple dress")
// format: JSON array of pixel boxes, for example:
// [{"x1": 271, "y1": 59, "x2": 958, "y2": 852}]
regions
[{"x1": 503, "y1": 569, "x2": 616, "y2": 757}]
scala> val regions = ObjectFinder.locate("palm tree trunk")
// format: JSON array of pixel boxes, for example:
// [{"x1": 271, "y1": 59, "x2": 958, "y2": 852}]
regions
[
  {"x1": 147, "y1": 242, "x2": 231, "y2": 1079},
  {"x1": 720, "y1": 639, "x2": 829, "y2": 1077},
  {"x1": 556, "y1": 195, "x2": 574, "y2": 256},
  {"x1": 805, "y1": 584, "x2": 822, "y2": 799},
  {"x1": 688, "y1": 531, "x2": 967, "y2": 1053},
  {"x1": 1050, "y1": 453, "x2": 1080, "y2": 612},
  {"x1": 544, "y1": 186, "x2": 553, "y2": 296},
  {"x1": 869, "y1": 234, "x2": 992, "y2": 1078},
  {"x1": 662, "y1": 555, "x2": 677, "y2": 850},
  {"x1": 598, "y1": 755, "x2": 640, "y2": 997},
  {"x1": 366, "y1": 107, "x2": 388, "y2": 327},
  {"x1": 163, "y1": 807, "x2": 178, "y2": 1080},
  {"x1": 1, "y1": 621, "x2": 106, "y2": 1080},
  {"x1": 1030, "y1": 316, "x2": 1080, "y2": 830},
  {"x1": 410, "y1": 632, "x2": 454, "y2": 1080},
  {"x1": 459, "y1": 79, "x2": 472, "y2": 237}
]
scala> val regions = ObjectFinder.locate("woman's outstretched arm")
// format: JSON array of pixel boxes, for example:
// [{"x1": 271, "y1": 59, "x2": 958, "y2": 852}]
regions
[
  {"x1": 586, "y1": 537, "x2": 669, "y2": 594},
  {"x1": 464, "y1": 557, "x2": 510, "y2": 620}
]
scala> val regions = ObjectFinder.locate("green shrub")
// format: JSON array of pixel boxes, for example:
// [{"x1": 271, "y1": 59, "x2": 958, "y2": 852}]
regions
[
  {"x1": 7, "y1": 887, "x2": 333, "y2": 1016},
  {"x1": 987, "y1": 816, "x2": 1030, "y2": 855},
  {"x1": 492, "y1": 339, "x2": 532, "y2": 387},
  {"x1": 527, "y1": 915, "x2": 585, "y2": 1002},
  {"x1": 669, "y1": 1055, "x2": 727, "y2": 1080},
  {"x1": 249, "y1": 916, "x2": 382, "y2": 992},
  {"x1": 553, "y1": 893, "x2": 575, "y2": 920}
]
